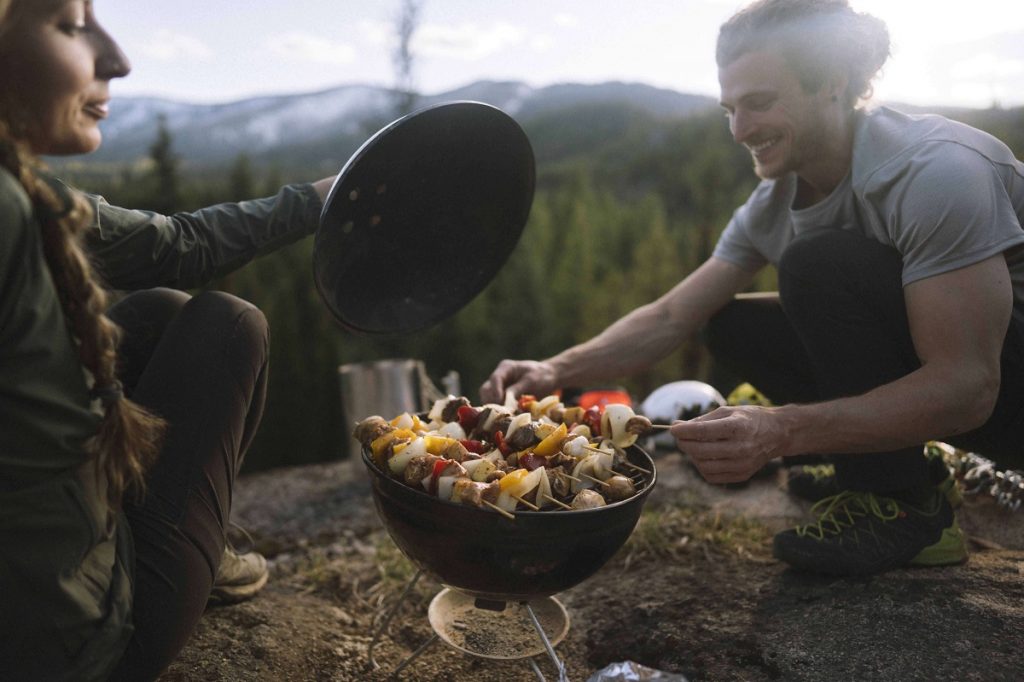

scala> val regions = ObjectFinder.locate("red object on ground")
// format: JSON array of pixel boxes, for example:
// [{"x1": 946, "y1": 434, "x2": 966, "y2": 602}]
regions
[{"x1": 576, "y1": 389, "x2": 633, "y2": 411}]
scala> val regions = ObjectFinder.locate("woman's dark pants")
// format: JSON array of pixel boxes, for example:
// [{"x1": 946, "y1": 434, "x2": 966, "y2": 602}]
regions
[
  {"x1": 705, "y1": 229, "x2": 1024, "y2": 492},
  {"x1": 106, "y1": 288, "x2": 268, "y2": 681}
]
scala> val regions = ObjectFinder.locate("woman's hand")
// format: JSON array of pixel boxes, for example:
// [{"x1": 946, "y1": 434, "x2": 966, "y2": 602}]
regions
[
  {"x1": 479, "y1": 360, "x2": 558, "y2": 404},
  {"x1": 669, "y1": 405, "x2": 790, "y2": 484}
]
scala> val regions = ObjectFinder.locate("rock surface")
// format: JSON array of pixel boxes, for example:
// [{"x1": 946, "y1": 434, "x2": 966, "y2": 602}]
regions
[{"x1": 160, "y1": 451, "x2": 1024, "y2": 681}]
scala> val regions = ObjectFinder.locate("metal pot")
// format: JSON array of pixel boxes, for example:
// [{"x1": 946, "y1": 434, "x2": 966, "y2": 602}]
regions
[{"x1": 363, "y1": 447, "x2": 656, "y2": 602}]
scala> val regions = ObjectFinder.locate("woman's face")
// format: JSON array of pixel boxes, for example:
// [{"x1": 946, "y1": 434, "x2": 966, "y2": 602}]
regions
[{"x1": 0, "y1": 0, "x2": 130, "y2": 155}]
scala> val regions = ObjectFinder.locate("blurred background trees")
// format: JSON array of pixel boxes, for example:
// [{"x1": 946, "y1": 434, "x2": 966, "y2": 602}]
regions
[{"x1": 62, "y1": 104, "x2": 1023, "y2": 471}]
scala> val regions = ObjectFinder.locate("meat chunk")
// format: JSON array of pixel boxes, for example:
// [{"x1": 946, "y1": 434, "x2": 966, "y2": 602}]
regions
[
  {"x1": 352, "y1": 416, "x2": 393, "y2": 447},
  {"x1": 451, "y1": 478, "x2": 500, "y2": 506},
  {"x1": 441, "y1": 396, "x2": 471, "y2": 423}
]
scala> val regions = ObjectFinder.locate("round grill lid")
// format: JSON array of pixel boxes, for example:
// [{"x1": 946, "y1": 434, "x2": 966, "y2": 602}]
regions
[{"x1": 314, "y1": 101, "x2": 535, "y2": 335}]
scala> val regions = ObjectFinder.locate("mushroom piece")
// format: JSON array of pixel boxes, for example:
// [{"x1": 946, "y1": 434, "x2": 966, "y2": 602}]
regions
[
  {"x1": 604, "y1": 475, "x2": 636, "y2": 502},
  {"x1": 570, "y1": 488, "x2": 607, "y2": 509}
]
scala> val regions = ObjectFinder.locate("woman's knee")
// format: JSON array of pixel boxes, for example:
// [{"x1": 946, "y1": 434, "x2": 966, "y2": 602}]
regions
[{"x1": 186, "y1": 291, "x2": 269, "y2": 361}]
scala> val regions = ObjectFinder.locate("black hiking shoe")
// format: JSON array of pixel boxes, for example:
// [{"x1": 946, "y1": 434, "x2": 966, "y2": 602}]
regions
[
  {"x1": 785, "y1": 449, "x2": 963, "y2": 507},
  {"x1": 772, "y1": 487, "x2": 968, "y2": 576}
]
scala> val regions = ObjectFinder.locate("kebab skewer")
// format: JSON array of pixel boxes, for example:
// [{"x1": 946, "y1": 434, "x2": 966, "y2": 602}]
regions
[{"x1": 353, "y1": 395, "x2": 651, "y2": 514}]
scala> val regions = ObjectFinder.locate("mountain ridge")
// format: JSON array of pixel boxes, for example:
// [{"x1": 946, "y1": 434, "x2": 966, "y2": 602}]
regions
[{"x1": 84, "y1": 80, "x2": 719, "y2": 167}]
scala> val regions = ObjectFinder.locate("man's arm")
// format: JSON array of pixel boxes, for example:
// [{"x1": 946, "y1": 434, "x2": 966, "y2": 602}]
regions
[
  {"x1": 675, "y1": 254, "x2": 1012, "y2": 483},
  {"x1": 480, "y1": 257, "x2": 759, "y2": 401}
]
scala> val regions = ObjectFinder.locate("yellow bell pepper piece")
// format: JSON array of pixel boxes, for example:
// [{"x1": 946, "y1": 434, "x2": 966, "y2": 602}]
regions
[
  {"x1": 533, "y1": 422, "x2": 567, "y2": 457},
  {"x1": 498, "y1": 468, "x2": 530, "y2": 491},
  {"x1": 424, "y1": 435, "x2": 457, "y2": 455}
]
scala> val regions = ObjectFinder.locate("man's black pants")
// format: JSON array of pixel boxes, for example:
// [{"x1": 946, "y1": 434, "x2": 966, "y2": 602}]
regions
[{"x1": 706, "y1": 229, "x2": 1024, "y2": 492}]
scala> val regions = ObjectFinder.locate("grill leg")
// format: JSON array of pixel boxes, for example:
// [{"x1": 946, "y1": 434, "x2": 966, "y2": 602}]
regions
[
  {"x1": 524, "y1": 601, "x2": 570, "y2": 682},
  {"x1": 368, "y1": 569, "x2": 423, "y2": 670}
]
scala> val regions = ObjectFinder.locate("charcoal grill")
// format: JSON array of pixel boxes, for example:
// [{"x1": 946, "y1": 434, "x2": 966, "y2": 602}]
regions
[{"x1": 363, "y1": 445, "x2": 657, "y2": 680}]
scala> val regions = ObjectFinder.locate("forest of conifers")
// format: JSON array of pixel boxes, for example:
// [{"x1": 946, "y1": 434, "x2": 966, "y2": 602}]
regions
[{"x1": 57, "y1": 103, "x2": 1024, "y2": 470}]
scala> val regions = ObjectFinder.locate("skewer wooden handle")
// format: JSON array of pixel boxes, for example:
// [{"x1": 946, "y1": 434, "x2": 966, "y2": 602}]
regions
[
  {"x1": 543, "y1": 494, "x2": 573, "y2": 510},
  {"x1": 512, "y1": 495, "x2": 540, "y2": 511},
  {"x1": 483, "y1": 501, "x2": 516, "y2": 520}
]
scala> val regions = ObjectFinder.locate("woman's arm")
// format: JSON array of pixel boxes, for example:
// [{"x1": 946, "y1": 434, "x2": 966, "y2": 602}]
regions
[{"x1": 85, "y1": 176, "x2": 335, "y2": 290}]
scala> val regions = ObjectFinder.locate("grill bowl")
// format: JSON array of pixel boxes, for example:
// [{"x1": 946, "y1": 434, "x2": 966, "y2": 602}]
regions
[{"x1": 364, "y1": 446, "x2": 656, "y2": 602}]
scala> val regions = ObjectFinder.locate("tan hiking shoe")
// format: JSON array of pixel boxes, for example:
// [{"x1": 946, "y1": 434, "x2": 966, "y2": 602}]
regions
[{"x1": 209, "y1": 544, "x2": 268, "y2": 605}]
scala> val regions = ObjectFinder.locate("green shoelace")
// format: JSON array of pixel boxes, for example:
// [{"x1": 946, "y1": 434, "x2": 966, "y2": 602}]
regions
[{"x1": 795, "y1": 490, "x2": 902, "y2": 540}]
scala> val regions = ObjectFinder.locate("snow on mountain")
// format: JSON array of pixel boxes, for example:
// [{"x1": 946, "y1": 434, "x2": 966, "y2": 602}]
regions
[{"x1": 86, "y1": 80, "x2": 717, "y2": 166}]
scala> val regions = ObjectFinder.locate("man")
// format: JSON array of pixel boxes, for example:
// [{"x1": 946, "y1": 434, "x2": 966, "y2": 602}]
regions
[{"x1": 480, "y1": 0, "x2": 1024, "y2": 576}]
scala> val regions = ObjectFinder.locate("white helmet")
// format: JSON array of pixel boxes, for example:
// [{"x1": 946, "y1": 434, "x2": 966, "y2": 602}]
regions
[{"x1": 639, "y1": 380, "x2": 726, "y2": 449}]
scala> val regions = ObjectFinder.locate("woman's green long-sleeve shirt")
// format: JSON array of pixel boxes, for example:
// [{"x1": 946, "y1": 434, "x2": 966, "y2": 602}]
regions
[{"x1": 0, "y1": 166, "x2": 322, "y2": 680}]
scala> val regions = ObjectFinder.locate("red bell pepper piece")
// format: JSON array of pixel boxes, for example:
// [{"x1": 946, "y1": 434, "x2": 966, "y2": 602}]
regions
[
  {"x1": 428, "y1": 458, "x2": 447, "y2": 496},
  {"x1": 459, "y1": 439, "x2": 486, "y2": 454},
  {"x1": 583, "y1": 406, "x2": 602, "y2": 436},
  {"x1": 456, "y1": 405, "x2": 480, "y2": 430},
  {"x1": 494, "y1": 430, "x2": 511, "y2": 455},
  {"x1": 519, "y1": 453, "x2": 548, "y2": 471}
]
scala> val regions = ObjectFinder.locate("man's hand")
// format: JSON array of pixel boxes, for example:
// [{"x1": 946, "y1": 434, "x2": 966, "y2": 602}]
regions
[
  {"x1": 670, "y1": 405, "x2": 790, "y2": 484},
  {"x1": 479, "y1": 360, "x2": 558, "y2": 404}
]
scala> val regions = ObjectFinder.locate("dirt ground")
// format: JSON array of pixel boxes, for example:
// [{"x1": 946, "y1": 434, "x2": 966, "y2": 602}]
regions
[{"x1": 160, "y1": 449, "x2": 1024, "y2": 682}]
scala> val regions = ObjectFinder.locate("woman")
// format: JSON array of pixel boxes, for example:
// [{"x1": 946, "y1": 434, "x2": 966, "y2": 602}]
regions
[{"x1": 0, "y1": 1, "x2": 335, "y2": 679}]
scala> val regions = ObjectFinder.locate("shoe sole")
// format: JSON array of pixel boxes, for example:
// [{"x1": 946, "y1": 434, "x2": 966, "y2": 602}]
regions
[
  {"x1": 909, "y1": 517, "x2": 969, "y2": 567},
  {"x1": 208, "y1": 571, "x2": 269, "y2": 605}
]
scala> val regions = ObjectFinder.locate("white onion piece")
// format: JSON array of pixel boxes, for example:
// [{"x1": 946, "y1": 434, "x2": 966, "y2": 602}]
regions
[
  {"x1": 496, "y1": 491, "x2": 518, "y2": 512},
  {"x1": 505, "y1": 412, "x2": 532, "y2": 440},
  {"x1": 531, "y1": 394, "x2": 561, "y2": 419},
  {"x1": 535, "y1": 468, "x2": 554, "y2": 507},
  {"x1": 483, "y1": 449, "x2": 505, "y2": 464},
  {"x1": 480, "y1": 406, "x2": 512, "y2": 433},
  {"x1": 437, "y1": 475, "x2": 459, "y2": 501},
  {"x1": 562, "y1": 436, "x2": 590, "y2": 459},
  {"x1": 391, "y1": 412, "x2": 415, "y2": 430},
  {"x1": 571, "y1": 455, "x2": 599, "y2": 493},
  {"x1": 602, "y1": 404, "x2": 638, "y2": 448},
  {"x1": 388, "y1": 437, "x2": 426, "y2": 475},
  {"x1": 427, "y1": 396, "x2": 454, "y2": 422},
  {"x1": 591, "y1": 447, "x2": 615, "y2": 479},
  {"x1": 437, "y1": 421, "x2": 467, "y2": 440},
  {"x1": 503, "y1": 389, "x2": 518, "y2": 412},
  {"x1": 508, "y1": 467, "x2": 544, "y2": 498}
]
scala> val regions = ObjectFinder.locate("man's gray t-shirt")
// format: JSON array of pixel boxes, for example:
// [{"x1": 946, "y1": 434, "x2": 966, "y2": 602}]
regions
[{"x1": 713, "y1": 106, "x2": 1024, "y2": 306}]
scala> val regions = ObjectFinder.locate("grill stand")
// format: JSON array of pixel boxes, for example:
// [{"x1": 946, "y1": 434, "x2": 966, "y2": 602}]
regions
[{"x1": 368, "y1": 569, "x2": 571, "y2": 681}]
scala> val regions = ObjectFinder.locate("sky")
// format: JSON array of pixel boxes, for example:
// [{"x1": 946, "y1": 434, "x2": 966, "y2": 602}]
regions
[{"x1": 97, "y1": 0, "x2": 1024, "y2": 109}]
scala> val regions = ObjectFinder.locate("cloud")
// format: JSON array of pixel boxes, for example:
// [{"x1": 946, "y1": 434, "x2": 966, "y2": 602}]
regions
[
  {"x1": 265, "y1": 32, "x2": 356, "y2": 65},
  {"x1": 138, "y1": 29, "x2": 214, "y2": 61},
  {"x1": 415, "y1": 22, "x2": 528, "y2": 60},
  {"x1": 951, "y1": 52, "x2": 1024, "y2": 80},
  {"x1": 553, "y1": 13, "x2": 579, "y2": 28}
]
